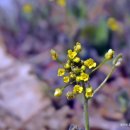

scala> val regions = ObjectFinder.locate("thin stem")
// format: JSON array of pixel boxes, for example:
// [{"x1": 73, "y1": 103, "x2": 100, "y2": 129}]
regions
[
  {"x1": 93, "y1": 66, "x2": 116, "y2": 95},
  {"x1": 82, "y1": 82, "x2": 90, "y2": 130},
  {"x1": 61, "y1": 80, "x2": 75, "y2": 90},
  {"x1": 56, "y1": 59, "x2": 64, "y2": 65}
]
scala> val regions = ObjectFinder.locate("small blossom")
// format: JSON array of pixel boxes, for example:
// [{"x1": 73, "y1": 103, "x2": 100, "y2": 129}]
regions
[
  {"x1": 58, "y1": 68, "x2": 65, "y2": 76},
  {"x1": 64, "y1": 63, "x2": 71, "y2": 69},
  {"x1": 80, "y1": 72, "x2": 89, "y2": 82},
  {"x1": 70, "y1": 72, "x2": 76, "y2": 79},
  {"x1": 50, "y1": 49, "x2": 58, "y2": 60},
  {"x1": 63, "y1": 76, "x2": 70, "y2": 83},
  {"x1": 76, "y1": 76, "x2": 81, "y2": 82},
  {"x1": 56, "y1": 0, "x2": 66, "y2": 7},
  {"x1": 107, "y1": 17, "x2": 119, "y2": 31},
  {"x1": 68, "y1": 50, "x2": 77, "y2": 60},
  {"x1": 66, "y1": 91, "x2": 75, "y2": 100},
  {"x1": 73, "y1": 85, "x2": 83, "y2": 94},
  {"x1": 54, "y1": 88, "x2": 62, "y2": 97},
  {"x1": 105, "y1": 49, "x2": 115, "y2": 60},
  {"x1": 74, "y1": 42, "x2": 82, "y2": 52},
  {"x1": 81, "y1": 65, "x2": 86, "y2": 72},
  {"x1": 73, "y1": 67, "x2": 81, "y2": 74},
  {"x1": 85, "y1": 87, "x2": 93, "y2": 98},
  {"x1": 73, "y1": 57, "x2": 80, "y2": 63},
  {"x1": 84, "y1": 58, "x2": 96, "y2": 69},
  {"x1": 22, "y1": 3, "x2": 33, "y2": 14}
]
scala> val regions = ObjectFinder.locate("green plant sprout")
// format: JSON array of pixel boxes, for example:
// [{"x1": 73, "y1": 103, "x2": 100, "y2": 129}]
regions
[{"x1": 50, "y1": 42, "x2": 123, "y2": 130}]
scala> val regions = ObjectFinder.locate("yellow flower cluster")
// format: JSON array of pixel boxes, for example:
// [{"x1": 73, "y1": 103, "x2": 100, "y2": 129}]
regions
[{"x1": 52, "y1": 42, "x2": 97, "y2": 99}]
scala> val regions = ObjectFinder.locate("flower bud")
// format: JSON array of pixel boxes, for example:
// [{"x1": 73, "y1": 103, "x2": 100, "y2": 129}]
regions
[
  {"x1": 74, "y1": 42, "x2": 82, "y2": 52},
  {"x1": 81, "y1": 65, "x2": 86, "y2": 72},
  {"x1": 70, "y1": 72, "x2": 76, "y2": 79},
  {"x1": 66, "y1": 91, "x2": 75, "y2": 100},
  {"x1": 76, "y1": 76, "x2": 81, "y2": 82},
  {"x1": 73, "y1": 57, "x2": 80, "y2": 63},
  {"x1": 64, "y1": 63, "x2": 71, "y2": 69},
  {"x1": 105, "y1": 49, "x2": 115, "y2": 60},
  {"x1": 85, "y1": 87, "x2": 93, "y2": 98},
  {"x1": 107, "y1": 17, "x2": 119, "y2": 31},
  {"x1": 54, "y1": 88, "x2": 62, "y2": 97},
  {"x1": 73, "y1": 67, "x2": 80, "y2": 74},
  {"x1": 50, "y1": 49, "x2": 58, "y2": 60},
  {"x1": 113, "y1": 54, "x2": 123, "y2": 67}
]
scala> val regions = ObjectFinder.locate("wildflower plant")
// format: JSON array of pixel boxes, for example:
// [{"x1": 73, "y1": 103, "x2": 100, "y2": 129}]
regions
[{"x1": 50, "y1": 42, "x2": 123, "y2": 130}]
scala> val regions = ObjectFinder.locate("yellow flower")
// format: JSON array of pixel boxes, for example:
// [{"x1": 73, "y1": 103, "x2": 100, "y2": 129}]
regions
[
  {"x1": 64, "y1": 63, "x2": 71, "y2": 69},
  {"x1": 68, "y1": 50, "x2": 77, "y2": 60},
  {"x1": 70, "y1": 72, "x2": 76, "y2": 79},
  {"x1": 58, "y1": 68, "x2": 65, "y2": 76},
  {"x1": 73, "y1": 85, "x2": 83, "y2": 94},
  {"x1": 84, "y1": 58, "x2": 96, "y2": 69},
  {"x1": 76, "y1": 76, "x2": 81, "y2": 82},
  {"x1": 74, "y1": 42, "x2": 82, "y2": 52},
  {"x1": 54, "y1": 88, "x2": 62, "y2": 97},
  {"x1": 105, "y1": 49, "x2": 115, "y2": 60},
  {"x1": 50, "y1": 49, "x2": 58, "y2": 60},
  {"x1": 81, "y1": 65, "x2": 86, "y2": 72},
  {"x1": 63, "y1": 76, "x2": 70, "y2": 83},
  {"x1": 66, "y1": 91, "x2": 75, "y2": 100},
  {"x1": 22, "y1": 3, "x2": 33, "y2": 14},
  {"x1": 73, "y1": 57, "x2": 80, "y2": 63},
  {"x1": 56, "y1": 0, "x2": 66, "y2": 7},
  {"x1": 85, "y1": 87, "x2": 93, "y2": 98},
  {"x1": 107, "y1": 17, "x2": 119, "y2": 31},
  {"x1": 80, "y1": 72, "x2": 89, "y2": 82}
]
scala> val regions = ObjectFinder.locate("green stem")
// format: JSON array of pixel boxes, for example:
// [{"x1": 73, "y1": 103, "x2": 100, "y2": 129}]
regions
[
  {"x1": 61, "y1": 80, "x2": 75, "y2": 90},
  {"x1": 93, "y1": 66, "x2": 116, "y2": 95},
  {"x1": 82, "y1": 82, "x2": 90, "y2": 130},
  {"x1": 56, "y1": 59, "x2": 64, "y2": 65}
]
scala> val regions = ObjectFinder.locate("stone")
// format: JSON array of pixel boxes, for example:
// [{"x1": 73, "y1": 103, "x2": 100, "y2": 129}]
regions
[{"x1": 0, "y1": 38, "x2": 49, "y2": 129}]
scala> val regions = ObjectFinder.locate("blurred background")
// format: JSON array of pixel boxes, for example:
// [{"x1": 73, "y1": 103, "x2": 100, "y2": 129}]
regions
[{"x1": 0, "y1": 0, "x2": 130, "y2": 130}]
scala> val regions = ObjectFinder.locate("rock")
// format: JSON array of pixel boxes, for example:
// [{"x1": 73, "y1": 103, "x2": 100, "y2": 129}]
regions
[{"x1": 0, "y1": 39, "x2": 50, "y2": 129}]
